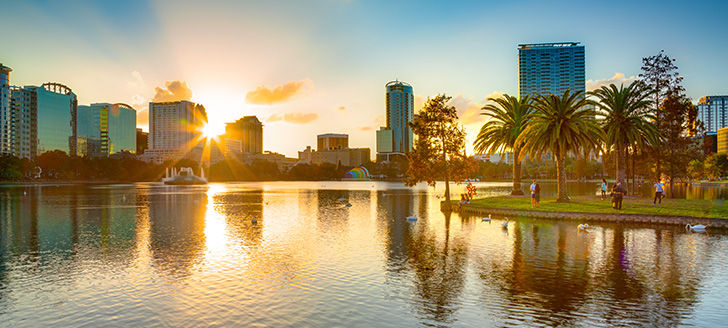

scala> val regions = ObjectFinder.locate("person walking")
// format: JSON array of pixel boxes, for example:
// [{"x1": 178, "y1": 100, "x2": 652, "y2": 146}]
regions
[
  {"x1": 611, "y1": 181, "x2": 624, "y2": 210},
  {"x1": 530, "y1": 180, "x2": 538, "y2": 208},
  {"x1": 600, "y1": 178, "x2": 608, "y2": 200},
  {"x1": 534, "y1": 181, "x2": 541, "y2": 207},
  {"x1": 653, "y1": 179, "x2": 665, "y2": 205}
]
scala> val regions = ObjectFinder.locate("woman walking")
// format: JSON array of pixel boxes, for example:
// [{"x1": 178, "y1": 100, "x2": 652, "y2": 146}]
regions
[{"x1": 600, "y1": 179, "x2": 608, "y2": 200}]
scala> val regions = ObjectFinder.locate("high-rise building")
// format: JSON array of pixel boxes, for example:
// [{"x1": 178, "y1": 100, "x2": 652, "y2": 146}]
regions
[
  {"x1": 518, "y1": 42, "x2": 585, "y2": 97},
  {"x1": 136, "y1": 128, "x2": 148, "y2": 155},
  {"x1": 35, "y1": 83, "x2": 78, "y2": 156},
  {"x1": 0, "y1": 64, "x2": 12, "y2": 155},
  {"x1": 379, "y1": 80, "x2": 413, "y2": 157},
  {"x1": 8, "y1": 86, "x2": 37, "y2": 159},
  {"x1": 143, "y1": 100, "x2": 207, "y2": 163},
  {"x1": 718, "y1": 127, "x2": 728, "y2": 155},
  {"x1": 317, "y1": 133, "x2": 348, "y2": 151},
  {"x1": 225, "y1": 116, "x2": 262, "y2": 153},
  {"x1": 697, "y1": 96, "x2": 728, "y2": 133},
  {"x1": 77, "y1": 103, "x2": 136, "y2": 157}
]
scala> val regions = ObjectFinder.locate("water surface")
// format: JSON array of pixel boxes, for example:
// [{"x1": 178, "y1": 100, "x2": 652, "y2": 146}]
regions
[{"x1": 0, "y1": 182, "x2": 726, "y2": 327}]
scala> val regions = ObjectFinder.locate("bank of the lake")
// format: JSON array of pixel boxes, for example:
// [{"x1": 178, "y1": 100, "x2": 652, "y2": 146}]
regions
[{"x1": 451, "y1": 195, "x2": 728, "y2": 228}]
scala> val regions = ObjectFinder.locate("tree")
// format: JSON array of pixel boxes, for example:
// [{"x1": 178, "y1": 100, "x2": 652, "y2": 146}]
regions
[
  {"x1": 518, "y1": 90, "x2": 602, "y2": 202},
  {"x1": 661, "y1": 95, "x2": 702, "y2": 195},
  {"x1": 704, "y1": 153, "x2": 728, "y2": 180},
  {"x1": 590, "y1": 81, "x2": 656, "y2": 184},
  {"x1": 406, "y1": 94, "x2": 475, "y2": 209},
  {"x1": 474, "y1": 94, "x2": 533, "y2": 195},
  {"x1": 687, "y1": 159, "x2": 704, "y2": 181},
  {"x1": 640, "y1": 50, "x2": 684, "y2": 179}
]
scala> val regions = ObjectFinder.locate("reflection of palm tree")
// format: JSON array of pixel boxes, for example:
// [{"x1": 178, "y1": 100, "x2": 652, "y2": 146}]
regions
[
  {"x1": 475, "y1": 94, "x2": 533, "y2": 195},
  {"x1": 518, "y1": 91, "x2": 602, "y2": 201}
]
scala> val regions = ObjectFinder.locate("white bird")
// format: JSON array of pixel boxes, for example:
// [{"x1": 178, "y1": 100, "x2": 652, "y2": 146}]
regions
[
  {"x1": 482, "y1": 214, "x2": 491, "y2": 222},
  {"x1": 578, "y1": 223, "x2": 590, "y2": 231},
  {"x1": 122, "y1": 195, "x2": 126, "y2": 202},
  {"x1": 407, "y1": 216, "x2": 418, "y2": 222},
  {"x1": 686, "y1": 224, "x2": 706, "y2": 233},
  {"x1": 501, "y1": 220, "x2": 509, "y2": 228}
]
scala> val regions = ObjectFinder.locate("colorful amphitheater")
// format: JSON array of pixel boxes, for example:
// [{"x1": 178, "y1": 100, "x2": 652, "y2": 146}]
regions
[{"x1": 343, "y1": 166, "x2": 370, "y2": 180}]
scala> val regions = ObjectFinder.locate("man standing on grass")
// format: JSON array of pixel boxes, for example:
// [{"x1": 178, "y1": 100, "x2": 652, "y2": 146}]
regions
[
  {"x1": 611, "y1": 181, "x2": 624, "y2": 210},
  {"x1": 653, "y1": 178, "x2": 665, "y2": 205},
  {"x1": 530, "y1": 180, "x2": 540, "y2": 208}
]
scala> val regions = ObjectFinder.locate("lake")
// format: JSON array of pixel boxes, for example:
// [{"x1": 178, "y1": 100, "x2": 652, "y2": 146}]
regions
[{"x1": 0, "y1": 181, "x2": 726, "y2": 327}]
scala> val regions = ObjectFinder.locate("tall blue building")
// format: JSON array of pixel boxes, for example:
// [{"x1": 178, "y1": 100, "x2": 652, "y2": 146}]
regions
[
  {"x1": 77, "y1": 103, "x2": 137, "y2": 157},
  {"x1": 518, "y1": 42, "x2": 585, "y2": 97},
  {"x1": 34, "y1": 83, "x2": 78, "y2": 156},
  {"x1": 381, "y1": 80, "x2": 413, "y2": 155}
]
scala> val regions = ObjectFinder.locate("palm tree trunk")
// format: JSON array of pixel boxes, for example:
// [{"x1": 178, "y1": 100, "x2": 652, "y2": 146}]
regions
[
  {"x1": 511, "y1": 148, "x2": 523, "y2": 195},
  {"x1": 616, "y1": 143, "x2": 626, "y2": 184},
  {"x1": 442, "y1": 139, "x2": 452, "y2": 211},
  {"x1": 556, "y1": 149, "x2": 568, "y2": 202}
]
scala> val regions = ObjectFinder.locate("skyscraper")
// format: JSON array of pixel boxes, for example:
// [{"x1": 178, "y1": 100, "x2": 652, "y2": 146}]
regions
[
  {"x1": 143, "y1": 100, "x2": 207, "y2": 163},
  {"x1": 8, "y1": 86, "x2": 37, "y2": 159},
  {"x1": 379, "y1": 80, "x2": 413, "y2": 157},
  {"x1": 0, "y1": 64, "x2": 11, "y2": 155},
  {"x1": 225, "y1": 116, "x2": 263, "y2": 153},
  {"x1": 77, "y1": 103, "x2": 136, "y2": 157},
  {"x1": 35, "y1": 83, "x2": 78, "y2": 156},
  {"x1": 518, "y1": 42, "x2": 585, "y2": 97},
  {"x1": 697, "y1": 96, "x2": 728, "y2": 133}
]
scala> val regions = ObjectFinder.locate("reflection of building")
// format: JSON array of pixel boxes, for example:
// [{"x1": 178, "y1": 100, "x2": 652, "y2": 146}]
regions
[
  {"x1": 317, "y1": 133, "x2": 348, "y2": 151},
  {"x1": 697, "y1": 96, "x2": 728, "y2": 133},
  {"x1": 380, "y1": 80, "x2": 414, "y2": 157},
  {"x1": 77, "y1": 103, "x2": 136, "y2": 157},
  {"x1": 718, "y1": 127, "x2": 728, "y2": 154},
  {"x1": 298, "y1": 145, "x2": 370, "y2": 167},
  {"x1": 142, "y1": 101, "x2": 207, "y2": 163},
  {"x1": 225, "y1": 116, "x2": 262, "y2": 154},
  {"x1": 136, "y1": 128, "x2": 148, "y2": 155},
  {"x1": 518, "y1": 42, "x2": 585, "y2": 98}
]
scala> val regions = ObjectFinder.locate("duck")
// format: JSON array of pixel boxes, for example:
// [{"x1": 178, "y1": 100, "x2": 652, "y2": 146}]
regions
[
  {"x1": 578, "y1": 223, "x2": 590, "y2": 231},
  {"x1": 686, "y1": 224, "x2": 706, "y2": 233},
  {"x1": 482, "y1": 214, "x2": 491, "y2": 222},
  {"x1": 407, "y1": 216, "x2": 418, "y2": 222},
  {"x1": 251, "y1": 218, "x2": 258, "y2": 224},
  {"x1": 345, "y1": 203, "x2": 352, "y2": 207}
]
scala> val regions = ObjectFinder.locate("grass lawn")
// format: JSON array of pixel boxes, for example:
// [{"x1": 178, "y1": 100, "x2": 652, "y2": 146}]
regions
[{"x1": 467, "y1": 195, "x2": 728, "y2": 219}]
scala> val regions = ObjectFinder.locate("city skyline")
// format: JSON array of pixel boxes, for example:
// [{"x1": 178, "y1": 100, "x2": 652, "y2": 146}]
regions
[{"x1": 3, "y1": 0, "x2": 728, "y2": 157}]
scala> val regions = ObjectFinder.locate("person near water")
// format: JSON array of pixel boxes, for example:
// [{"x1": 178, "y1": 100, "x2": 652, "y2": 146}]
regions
[
  {"x1": 611, "y1": 181, "x2": 624, "y2": 210},
  {"x1": 534, "y1": 181, "x2": 541, "y2": 207},
  {"x1": 601, "y1": 178, "x2": 608, "y2": 200},
  {"x1": 530, "y1": 180, "x2": 540, "y2": 208},
  {"x1": 653, "y1": 179, "x2": 664, "y2": 205}
]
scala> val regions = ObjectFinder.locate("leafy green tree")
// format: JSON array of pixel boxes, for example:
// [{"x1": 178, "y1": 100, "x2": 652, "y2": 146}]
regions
[
  {"x1": 661, "y1": 95, "x2": 702, "y2": 195},
  {"x1": 590, "y1": 81, "x2": 656, "y2": 183},
  {"x1": 704, "y1": 153, "x2": 728, "y2": 180},
  {"x1": 687, "y1": 159, "x2": 704, "y2": 181},
  {"x1": 518, "y1": 90, "x2": 602, "y2": 202},
  {"x1": 474, "y1": 94, "x2": 532, "y2": 195},
  {"x1": 406, "y1": 94, "x2": 474, "y2": 209}
]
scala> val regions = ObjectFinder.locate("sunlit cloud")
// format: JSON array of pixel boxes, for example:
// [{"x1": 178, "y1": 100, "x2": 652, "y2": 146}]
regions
[
  {"x1": 358, "y1": 126, "x2": 373, "y2": 131},
  {"x1": 338, "y1": 106, "x2": 346, "y2": 111},
  {"x1": 267, "y1": 112, "x2": 318, "y2": 124},
  {"x1": 152, "y1": 80, "x2": 193, "y2": 102},
  {"x1": 586, "y1": 73, "x2": 638, "y2": 91},
  {"x1": 128, "y1": 70, "x2": 146, "y2": 89},
  {"x1": 245, "y1": 79, "x2": 311, "y2": 105}
]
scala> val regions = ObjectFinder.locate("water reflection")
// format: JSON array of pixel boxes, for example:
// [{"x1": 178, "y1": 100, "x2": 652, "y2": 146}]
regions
[{"x1": 0, "y1": 182, "x2": 725, "y2": 327}]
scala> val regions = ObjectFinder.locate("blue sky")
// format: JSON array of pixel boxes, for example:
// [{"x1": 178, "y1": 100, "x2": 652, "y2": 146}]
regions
[{"x1": 2, "y1": 0, "x2": 727, "y2": 156}]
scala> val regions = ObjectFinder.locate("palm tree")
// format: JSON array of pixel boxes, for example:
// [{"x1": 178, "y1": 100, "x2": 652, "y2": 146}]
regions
[
  {"x1": 589, "y1": 82, "x2": 656, "y2": 185},
  {"x1": 518, "y1": 90, "x2": 602, "y2": 202},
  {"x1": 474, "y1": 94, "x2": 532, "y2": 195}
]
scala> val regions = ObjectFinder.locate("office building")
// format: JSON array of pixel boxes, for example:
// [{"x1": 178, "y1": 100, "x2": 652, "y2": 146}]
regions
[
  {"x1": 0, "y1": 64, "x2": 11, "y2": 155},
  {"x1": 703, "y1": 132, "x2": 717, "y2": 155},
  {"x1": 225, "y1": 116, "x2": 262, "y2": 153},
  {"x1": 143, "y1": 100, "x2": 207, "y2": 163},
  {"x1": 8, "y1": 86, "x2": 37, "y2": 159},
  {"x1": 376, "y1": 80, "x2": 413, "y2": 160},
  {"x1": 35, "y1": 83, "x2": 78, "y2": 156},
  {"x1": 518, "y1": 42, "x2": 585, "y2": 97},
  {"x1": 136, "y1": 128, "x2": 148, "y2": 155},
  {"x1": 298, "y1": 146, "x2": 370, "y2": 167},
  {"x1": 77, "y1": 103, "x2": 136, "y2": 157},
  {"x1": 317, "y1": 133, "x2": 348, "y2": 151},
  {"x1": 697, "y1": 96, "x2": 728, "y2": 133},
  {"x1": 718, "y1": 127, "x2": 728, "y2": 155}
]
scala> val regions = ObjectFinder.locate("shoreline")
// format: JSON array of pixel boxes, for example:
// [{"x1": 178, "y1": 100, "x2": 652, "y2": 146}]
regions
[{"x1": 447, "y1": 196, "x2": 728, "y2": 229}]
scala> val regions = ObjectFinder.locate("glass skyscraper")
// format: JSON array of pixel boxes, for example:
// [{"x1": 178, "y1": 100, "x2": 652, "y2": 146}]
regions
[
  {"x1": 518, "y1": 42, "x2": 585, "y2": 97},
  {"x1": 77, "y1": 103, "x2": 137, "y2": 157},
  {"x1": 34, "y1": 83, "x2": 77, "y2": 156},
  {"x1": 382, "y1": 80, "x2": 413, "y2": 154},
  {"x1": 697, "y1": 96, "x2": 728, "y2": 133}
]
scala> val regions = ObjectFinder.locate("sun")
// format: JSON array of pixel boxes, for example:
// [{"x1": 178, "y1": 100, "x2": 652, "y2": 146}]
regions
[{"x1": 201, "y1": 123, "x2": 225, "y2": 138}]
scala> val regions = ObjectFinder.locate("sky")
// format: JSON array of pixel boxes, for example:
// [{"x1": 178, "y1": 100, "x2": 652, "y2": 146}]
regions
[{"x1": 2, "y1": 0, "x2": 728, "y2": 157}]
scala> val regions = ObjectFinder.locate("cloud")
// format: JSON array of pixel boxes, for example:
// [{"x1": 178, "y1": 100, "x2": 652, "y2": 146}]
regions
[
  {"x1": 266, "y1": 112, "x2": 318, "y2": 124},
  {"x1": 245, "y1": 79, "x2": 310, "y2": 105},
  {"x1": 338, "y1": 106, "x2": 346, "y2": 111},
  {"x1": 128, "y1": 70, "x2": 146, "y2": 89},
  {"x1": 151, "y1": 80, "x2": 193, "y2": 102},
  {"x1": 358, "y1": 126, "x2": 373, "y2": 131},
  {"x1": 586, "y1": 73, "x2": 638, "y2": 91},
  {"x1": 447, "y1": 94, "x2": 484, "y2": 125}
]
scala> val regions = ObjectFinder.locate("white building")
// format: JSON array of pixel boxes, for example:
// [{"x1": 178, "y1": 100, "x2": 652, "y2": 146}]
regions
[
  {"x1": 697, "y1": 96, "x2": 728, "y2": 133},
  {"x1": 142, "y1": 100, "x2": 207, "y2": 163}
]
